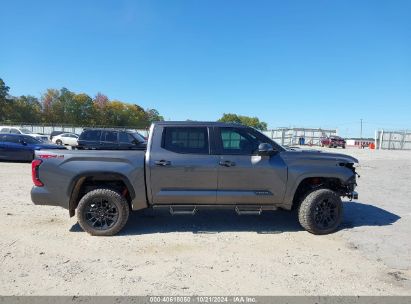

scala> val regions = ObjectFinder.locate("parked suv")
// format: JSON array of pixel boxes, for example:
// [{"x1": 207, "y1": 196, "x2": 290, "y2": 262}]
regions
[
  {"x1": 321, "y1": 136, "x2": 346, "y2": 148},
  {"x1": 77, "y1": 128, "x2": 147, "y2": 150}
]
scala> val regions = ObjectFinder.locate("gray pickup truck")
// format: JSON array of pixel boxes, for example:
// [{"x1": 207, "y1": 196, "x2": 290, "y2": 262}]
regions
[{"x1": 31, "y1": 121, "x2": 358, "y2": 236}]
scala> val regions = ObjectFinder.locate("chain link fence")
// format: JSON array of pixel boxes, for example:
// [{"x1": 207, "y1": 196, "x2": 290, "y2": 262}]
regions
[
  {"x1": 376, "y1": 130, "x2": 411, "y2": 150},
  {"x1": 263, "y1": 128, "x2": 337, "y2": 146}
]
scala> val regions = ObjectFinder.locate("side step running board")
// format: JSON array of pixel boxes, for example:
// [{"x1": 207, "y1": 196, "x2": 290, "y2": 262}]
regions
[
  {"x1": 235, "y1": 206, "x2": 263, "y2": 215},
  {"x1": 169, "y1": 206, "x2": 197, "y2": 215}
]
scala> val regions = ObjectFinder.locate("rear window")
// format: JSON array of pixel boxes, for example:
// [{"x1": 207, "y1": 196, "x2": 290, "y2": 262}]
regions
[
  {"x1": 10, "y1": 128, "x2": 20, "y2": 134},
  {"x1": 80, "y1": 130, "x2": 102, "y2": 141},
  {"x1": 162, "y1": 127, "x2": 208, "y2": 154}
]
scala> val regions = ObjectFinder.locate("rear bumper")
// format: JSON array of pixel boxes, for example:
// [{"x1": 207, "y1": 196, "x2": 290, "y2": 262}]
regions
[{"x1": 31, "y1": 186, "x2": 69, "y2": 209}]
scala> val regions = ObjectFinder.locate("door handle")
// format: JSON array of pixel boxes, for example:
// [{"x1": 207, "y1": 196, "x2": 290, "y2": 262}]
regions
[
  {"x1": 219, "y1": 160, "x2": 236, "y2": 167},
  {"x1": 154, "y1": 160, "x2": 171, "y2": 166}
]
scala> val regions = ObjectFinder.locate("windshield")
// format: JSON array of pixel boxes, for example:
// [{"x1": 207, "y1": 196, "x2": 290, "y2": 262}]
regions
[
  {"x1": 131, "y1": 132, "x2": 146, "y2": 143},
  {"x1": 20, "y1": 128, "x2": 33, "y2": 134}
]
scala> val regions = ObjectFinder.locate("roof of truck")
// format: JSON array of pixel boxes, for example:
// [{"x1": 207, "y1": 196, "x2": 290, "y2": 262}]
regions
[{"x1": 153, "y1": 121, "x2": 248, "y2": 128}]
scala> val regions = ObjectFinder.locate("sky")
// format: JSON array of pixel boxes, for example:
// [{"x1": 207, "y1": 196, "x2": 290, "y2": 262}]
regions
[{"x1": 1, "y1": 0, "x2": 410, "y2": 138}]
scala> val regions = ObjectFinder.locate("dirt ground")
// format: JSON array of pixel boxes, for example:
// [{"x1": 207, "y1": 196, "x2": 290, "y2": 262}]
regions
[{"x1": 0, "y1": 147, "x2": 410, "y2": 295}]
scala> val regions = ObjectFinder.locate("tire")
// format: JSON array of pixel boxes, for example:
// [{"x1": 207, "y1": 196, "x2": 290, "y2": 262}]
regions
[
  {"x1": 56, "y1": 139, "x2": 63, "y2": 145},
  {"x1": 342, "y1": 145, "x2": 346, "y2": 149},
  {"x1": 298, "y1": 188, "x2": 343, "y2": 235},
  {"x1": 77, "y1": 188, "x2": 130, "y2": 236}
]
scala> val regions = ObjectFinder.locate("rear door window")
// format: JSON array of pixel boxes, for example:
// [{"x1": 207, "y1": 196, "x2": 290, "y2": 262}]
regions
[
  {"x1": 162, "y1": 127, "x2": 209, "y2": 154},
  {"x1": 4, "y1": 135, "x2": 21, "y2": 143},
  {"x1": 102, "y1": 131, "x2": 118, "y2": 143},
  {"x1": 0, "y1": 128, "x2": 10, "y2": 133}
]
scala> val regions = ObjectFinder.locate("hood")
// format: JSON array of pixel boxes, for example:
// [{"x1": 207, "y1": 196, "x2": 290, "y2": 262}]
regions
[{"x1": 281, "y1": 149, "x2": 358, "y2": 165}]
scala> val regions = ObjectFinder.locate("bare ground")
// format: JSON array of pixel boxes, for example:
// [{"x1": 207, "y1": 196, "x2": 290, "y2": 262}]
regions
[{"x1": 0, "y1": 148, "x2": 410, "y2": 295}]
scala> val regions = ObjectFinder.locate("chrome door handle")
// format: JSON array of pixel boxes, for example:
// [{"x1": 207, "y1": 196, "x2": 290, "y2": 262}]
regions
[{"x1": 154, "y1": 160, "x2": 171, "y2": 166}]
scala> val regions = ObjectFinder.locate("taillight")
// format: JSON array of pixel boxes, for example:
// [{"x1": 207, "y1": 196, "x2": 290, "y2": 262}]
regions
[{"x1": 32, "y1": 159, "x2": 43, "y2": 187}]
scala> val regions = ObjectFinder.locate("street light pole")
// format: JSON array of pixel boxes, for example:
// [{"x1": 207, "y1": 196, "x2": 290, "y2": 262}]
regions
[{"x1": 360, "y1": 118, "x2": 363, "y2": 148}]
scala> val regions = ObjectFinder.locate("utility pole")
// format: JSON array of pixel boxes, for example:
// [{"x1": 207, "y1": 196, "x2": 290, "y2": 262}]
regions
[
  {"x1": 360, "y1": 119, "x2": 363, "y2": 148},
  {"x1": 360, "y1": 119, "x2": 363, "y2": 139}
]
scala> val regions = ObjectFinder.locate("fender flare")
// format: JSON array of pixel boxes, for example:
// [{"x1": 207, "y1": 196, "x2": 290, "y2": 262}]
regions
[{"x1": 68, "y1": 171, "x2": 136, "y2": 216}]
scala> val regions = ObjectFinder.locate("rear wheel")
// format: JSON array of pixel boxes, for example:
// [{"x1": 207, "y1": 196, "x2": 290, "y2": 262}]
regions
[
  {"x1": 77, "y1": 188, "x2": 130, "y2": 236},
  {"x1": 56, "y1": 139, "x2": 63, "y2": 145},
  {"x1": 298, "y1": 188, "x2": 343, "y2": 235}
]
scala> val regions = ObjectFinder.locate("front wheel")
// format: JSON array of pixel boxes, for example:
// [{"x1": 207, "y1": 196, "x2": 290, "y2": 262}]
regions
[
  {"x1": 56, "y1": 139, "x2": 63, "y2": 145},
  {"x1": 77, "y1": 188, "x2": 130, "y2": 236},
  {"x1": 298, "y1": 188, "x2": 343, "y2": 234}
]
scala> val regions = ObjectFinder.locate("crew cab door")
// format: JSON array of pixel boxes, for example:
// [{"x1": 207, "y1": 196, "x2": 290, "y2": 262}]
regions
[
  {"x1": 215, "y1": 127, "x2": 287, "y2": 205},
  {"x1": 147, "y1": 126, "x2": 218, "y2": 204}
]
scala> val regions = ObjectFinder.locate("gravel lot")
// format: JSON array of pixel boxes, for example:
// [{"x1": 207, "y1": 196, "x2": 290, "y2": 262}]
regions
[{"x1": 0, "y1": 147, "x2": 410, "y2": 295}]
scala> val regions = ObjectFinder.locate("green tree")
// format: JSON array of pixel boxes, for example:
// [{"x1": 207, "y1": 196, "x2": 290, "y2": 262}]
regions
[
  {"x1": 41, "y1": 89, "x2": 60, "y2": 123},
  {"x1": 218, "y1": 113, "x2": 268, "y2": 130},
  {"x1": 9, "y1": 95, "x2": 42, "y2": 123},
  {"x1": 0, "y1": 78, "x2": 11, "y2": 121},
  {"x1": 146, "y1": 108, "x2": 164, "y2": 123}
]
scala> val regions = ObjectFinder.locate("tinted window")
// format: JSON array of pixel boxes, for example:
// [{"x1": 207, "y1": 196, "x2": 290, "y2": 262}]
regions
[
  {"x1": 80, "y1": 130, "x2": 102, "y2": 141},
  {"x1": 119, "y1": 132, "x2": 135, "y2": 143},
  {"x1": 163, "y1": 127, "x2": 208, "y2": 154},
  {"x1": 131, "y1": 132, "x2": 146, "y2": 143},
  {"x1": 21, "y1": 136, "x2": 40, "y2": 144},
  {"x1": 0, "y1": 128, "x2": 10, "y2": 133},
  {"x1": 4, "y1": 135, "x2": 21, "y2": 143},
  {"x1": 102, "y1": 131, "x2": 118, "y2": 143},
  {"x1": 218, "y1": 128, "x2": 261, "y2": 155}
]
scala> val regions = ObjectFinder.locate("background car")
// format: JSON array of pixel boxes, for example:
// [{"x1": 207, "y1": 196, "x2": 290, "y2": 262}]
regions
[
  {"x1": 0, "y1": 133, "x2": 66, "y2": 161},
  {"x1": 52, "y1": 133, "x2": 79, "y2": 146},
  {"x1": 0, "y1": 126, "x2": 49, "y2": 142},
  {"x1": 49, "y1": 130, "x2": 66, "y2": 141},
  {"x1": 77, "y1": 128, "x2": 147, "y2": 150},
  {"x1": 320, "y1": 135, "x2": 346, "y2": 148}
]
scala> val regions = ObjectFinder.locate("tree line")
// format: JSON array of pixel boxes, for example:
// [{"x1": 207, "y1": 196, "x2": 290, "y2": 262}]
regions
[
  {"x1": 1, "y1": 77, "x2": 268, "y2": 130},
  {"x1": 0, "y1": 78, "x2": 163, "y2": 128}
]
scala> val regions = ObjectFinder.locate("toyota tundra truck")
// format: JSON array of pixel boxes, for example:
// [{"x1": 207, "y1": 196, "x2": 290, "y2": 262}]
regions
[{"x1": 31, "y1": 121, "x2": 359, "y2": 236}]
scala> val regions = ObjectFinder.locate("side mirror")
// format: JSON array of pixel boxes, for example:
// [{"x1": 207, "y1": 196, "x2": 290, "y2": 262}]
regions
[{"x1": 258, "y1": 143, "x2": 275, "y2": 156}]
